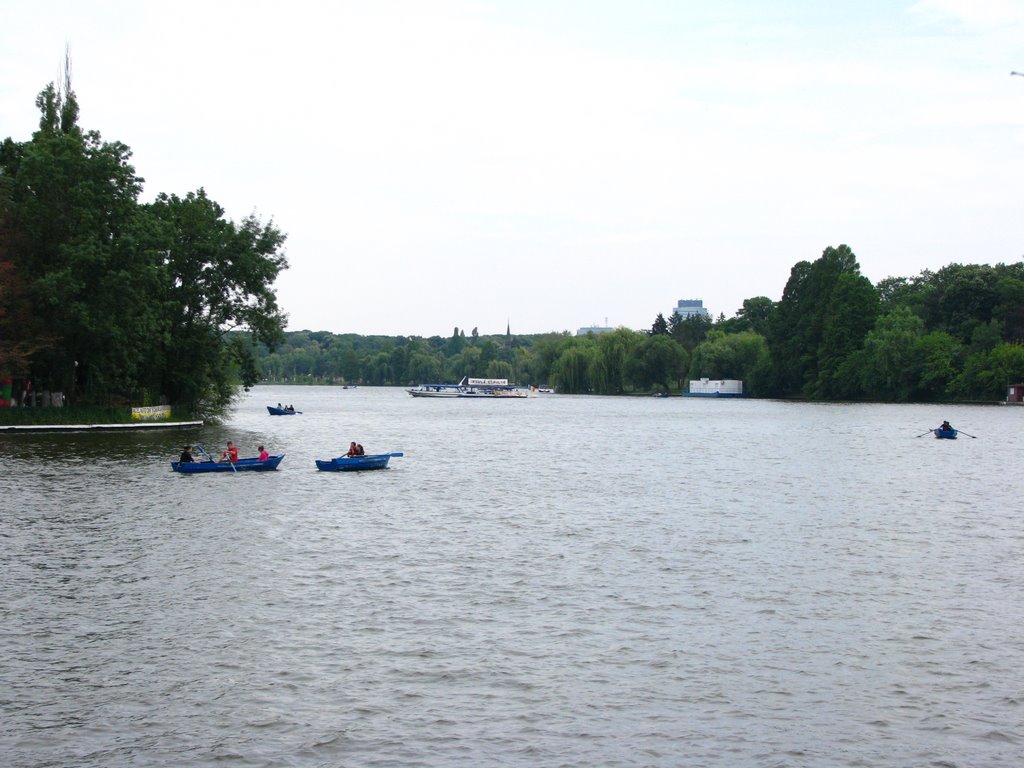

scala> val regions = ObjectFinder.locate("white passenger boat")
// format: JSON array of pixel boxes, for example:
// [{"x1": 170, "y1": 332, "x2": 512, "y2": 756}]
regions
[{"x1": 407, "y1": 377, "x2": 529, "y2": 398}]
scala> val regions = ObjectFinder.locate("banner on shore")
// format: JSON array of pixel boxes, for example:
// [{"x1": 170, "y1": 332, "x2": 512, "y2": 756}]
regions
[{"x1": 131, "y1": 405, "x2": 171, "y2": 421}]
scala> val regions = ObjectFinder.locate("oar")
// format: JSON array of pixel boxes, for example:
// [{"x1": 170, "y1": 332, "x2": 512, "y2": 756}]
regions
[
  {"x1": 915, "y1": 430, "x2": 934, "y2": 438},
  {"x1": 956, "y1": 430, "x2": 977, "y2": 439},
  {"x1": 195, "y1": 444, "x2": 215, "y2": 462}
]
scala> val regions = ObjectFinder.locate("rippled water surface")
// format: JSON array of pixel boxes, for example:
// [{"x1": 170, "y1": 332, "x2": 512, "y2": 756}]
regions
[{"x1": 2, "y1": 387, "x2": 1023, "y2": 767}]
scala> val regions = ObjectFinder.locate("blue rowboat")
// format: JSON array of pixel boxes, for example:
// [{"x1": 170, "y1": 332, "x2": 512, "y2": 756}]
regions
[
  {"x1": 934, "y1": 428, "x2": 958, "y2": 439},
  {"x1": 267, "y1": 406, "x2": 301, "y2": 415},
  {"x1": 315, "y1": 452, "x2": 403, "y2": 472},
  {"x1": 172, "y1": 454, "x2": 285, "y2": 473}
]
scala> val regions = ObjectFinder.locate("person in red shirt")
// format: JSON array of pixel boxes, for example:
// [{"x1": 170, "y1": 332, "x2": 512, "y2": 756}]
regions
[
  {"x1": 258, "y1": 445, "x2": 269, "y2": 461},
  {"x1": 220, "y1": 440, "x2": 239, "y2": 463}
]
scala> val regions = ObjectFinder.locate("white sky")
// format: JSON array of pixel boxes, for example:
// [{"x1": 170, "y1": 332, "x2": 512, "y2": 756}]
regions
[{"x1": 2, "y1": 0, "x2": 1023, "y2": 336}]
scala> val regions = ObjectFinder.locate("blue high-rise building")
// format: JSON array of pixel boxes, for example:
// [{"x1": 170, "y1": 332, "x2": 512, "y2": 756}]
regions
[{"x1": 671, "y1": 299, "x2": 710, "y2": 320}]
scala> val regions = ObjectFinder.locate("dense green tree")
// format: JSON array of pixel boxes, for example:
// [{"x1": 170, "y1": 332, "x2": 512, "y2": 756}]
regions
[
  {"x1": 0, "y1": 176, "x2": 46, "y2": 380},
  {"x1": 446, "y1": 327, "x2": 465, "y2": 356},
  {"x1": 408, "y1": 351, "x2": 443, "y2": 384},
  {"x1": 624, "y1": 333, "x2": 686, "y2": 391},
  {"x1": 527, "y1": 333, "x2": 570, "y2": 386},
  {"x1": 669, "y1": 311, "x2": 713, "y2": 351},
  {"x1": 2, "y1": 71, "x2": 288, "y2": 415},
  {"x1": 510, "y1": 346, "x2": 534, "y2": 387},
  {"x1": 486, "y1": 360, "x2": 513, "y2": 380},
  {"x1": 765, "y1": 260, "x2": 812, "y2": 394},
  {"x1": 994, "y1": 267, "x2": 1024, "y2": 341},
  {"x1": 551, "y1": 340, "x2": 596, "y2": 394},
  {"x1": 812, "y1": 271, "x2": 880, "y2": 398},
  {"x1": 593, "y1": 328, "x2": 641, "y2": 394},
  {"x1": 914, "y1": 331, "x2": 959, "y2": 400},
  {"x1": 477, "y1": 338, "x2": 499, "y2": 372},
  {"x1": 448, "y1": 345, "x2": 483, "y2": 381},
  {"x1": 855, "y1": 307, "x2": 925, "y2": 401},
  {"x1": 688, "y1": 330, "x2": 769, "y2": 393},
  {"x1": 736, "y1": 296, "x2": 775, "y2": 336},
  {"x1": 949, "y1": 343, "x2": 1024, "y2": 400},
  {"x1": 767, "y1": 244, "x2": 878, "y2": 398},
  {"x1": 388, "y1": 344, "x2": 410, "y2": 383},
  {"x1": 920, "y1": 264, "x2": 1001, "y2": 344},
  {"x1": 143, "y1": 189, "x2": 287, "y2": 414},
  {"x1": 650, "y1": 312, "x2": 669, "y2": 335},
  {"x1": 966, "y1": 320, "x2": 1002, "y2": 355},
  {"x1": 0, "y1": 261, "x2": 44, "y2": 382},
  {"x1": 876, "y1": 272, "x2": 932, "y2": 315},
  {"x1": 363, "y1": 351, "x2": 392, "y2": 385},
  {"x1": 980, "y1": 343, "x2": 1024, "y2": 394},
  {"x1": 2, "y1": 78, "x2": 156, "y2": 402}
]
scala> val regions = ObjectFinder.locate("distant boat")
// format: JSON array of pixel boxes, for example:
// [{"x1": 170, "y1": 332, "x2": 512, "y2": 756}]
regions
[
  {"x1": 408, "y1": 377, "x2": 528, "y2": 398},
  {"x1": 172, "y1": 455, "x2": 285, "y2": 473},
  {"x1": 934, "y1": 428, "x2": 958, "y2": 439},
  {"x1": 267, "y1": 405, "x2": 301, "y2": 415},
  {"x1": 315, "y1": 452, "x2": 404, "y2": 471}
]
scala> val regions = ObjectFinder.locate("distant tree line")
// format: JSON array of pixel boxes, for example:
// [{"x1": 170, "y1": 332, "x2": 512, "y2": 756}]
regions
[
  {"x1": 0, "y1": 65, "x2": 287, "y2": 417},
  {"x1": 4, "y1": 67, "x2": 1022, "y2": 409},
  {"x1": 255, "y1": 245, "x2": 1024, "y2": 402}
]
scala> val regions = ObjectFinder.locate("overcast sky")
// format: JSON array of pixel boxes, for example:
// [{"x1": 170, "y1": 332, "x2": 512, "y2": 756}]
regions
[{"x1": 2, "y1": 1, "x2": 1023, "y2": 336}]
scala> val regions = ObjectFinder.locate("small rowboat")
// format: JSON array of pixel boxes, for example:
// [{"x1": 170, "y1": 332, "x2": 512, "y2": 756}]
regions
[
  {"x1": 315, "y1": 452, "x2": 403, "y2": 471},
  {"x1": 267, "y1": 406, "x2": 301, "y2": 415},
  {"x1": 172, "y1": 454, "x2": 285, "y2": 473},
  {"x1": 934, "y1": 428, "x2": 958, "y2": 439}
]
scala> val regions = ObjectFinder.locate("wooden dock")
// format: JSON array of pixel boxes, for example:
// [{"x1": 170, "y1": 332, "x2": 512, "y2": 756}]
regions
[{"x1": 1, "y1": 421, "x2": 204, "y2": 433}]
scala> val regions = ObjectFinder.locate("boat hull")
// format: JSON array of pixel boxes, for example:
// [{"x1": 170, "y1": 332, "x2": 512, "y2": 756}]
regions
[
  {"x1": 934, "y1": 429, "x2": 958, "y2": 439},
  {"x1": 315, "y1": 453, "x2": 403, "y2": 471},
  {"x1": 407, "y1": 387, "x2": 462, "y2": 398},
  {"x1": 681, "y1": 392, "x2": 747, "y2": 398},
  {"x1": 172, "y1": 455, "x2": 285, "y2": 473},
  {"x1": 267, "y1": 406, "x2": 300, "y2": 415}
]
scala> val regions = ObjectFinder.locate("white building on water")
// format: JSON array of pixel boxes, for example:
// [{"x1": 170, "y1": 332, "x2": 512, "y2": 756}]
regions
[
  {"x1": 671, "y1": 299, "x2": 710, "y2": 320},
  {"x1": 685, "y1": 378, "x2": 745, "y2": 397}
]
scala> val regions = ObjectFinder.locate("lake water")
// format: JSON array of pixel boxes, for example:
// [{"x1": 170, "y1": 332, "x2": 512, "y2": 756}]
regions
[{"x1": 2, "y1": 386, "x2": 1023, "y2": 767}]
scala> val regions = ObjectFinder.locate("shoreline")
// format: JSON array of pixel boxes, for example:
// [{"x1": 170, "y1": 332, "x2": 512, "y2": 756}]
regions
[{"x1": 1, "y1": 420, "x2": 204, "y2": 433}]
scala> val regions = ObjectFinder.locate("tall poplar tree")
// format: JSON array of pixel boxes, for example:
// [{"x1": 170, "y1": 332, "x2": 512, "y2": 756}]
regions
[{"x1": 767, "y1": 244, "x2": 879, "y2": 398}]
